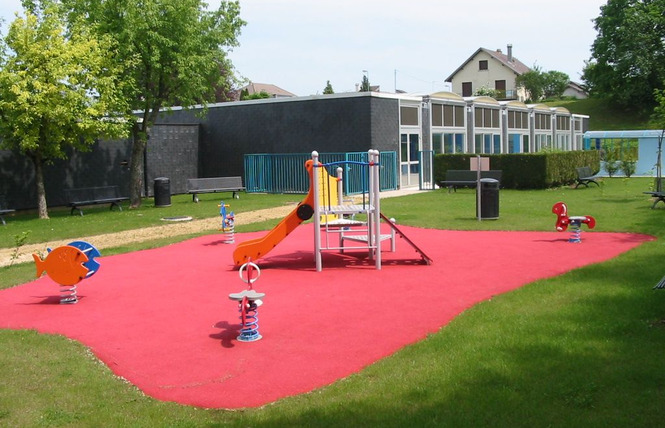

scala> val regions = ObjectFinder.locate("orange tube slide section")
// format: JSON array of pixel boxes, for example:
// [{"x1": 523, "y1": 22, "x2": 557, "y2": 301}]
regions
[{"x1": 233, "y1": 160, "x2": 315, "y2": 267}]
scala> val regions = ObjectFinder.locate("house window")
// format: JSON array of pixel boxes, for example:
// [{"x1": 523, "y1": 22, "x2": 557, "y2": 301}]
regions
[
  {"x1": 495, "y1": 80, "x2": 506, "y2": 98},
  {"x1": 479, "y1": 60, "x2": 488, "y2": 70},
  {"x1": 462, "y1": 82, "x2": 472, "y2": 97}
]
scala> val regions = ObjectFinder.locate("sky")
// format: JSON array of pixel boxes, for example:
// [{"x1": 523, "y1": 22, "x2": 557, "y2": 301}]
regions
[{"x1": 0, "y1": 0, "x2": 608, "y2": 96}]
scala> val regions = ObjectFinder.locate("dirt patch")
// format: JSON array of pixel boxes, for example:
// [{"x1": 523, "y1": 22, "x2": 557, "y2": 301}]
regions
[{"x1": 0, "y1": 204, "x2": 295, "y2": 268}]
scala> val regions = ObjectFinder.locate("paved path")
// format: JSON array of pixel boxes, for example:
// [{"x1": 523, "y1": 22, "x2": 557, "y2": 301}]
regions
[{"x1": 1, "y1": 187, "x2": 426, "y2": 268}]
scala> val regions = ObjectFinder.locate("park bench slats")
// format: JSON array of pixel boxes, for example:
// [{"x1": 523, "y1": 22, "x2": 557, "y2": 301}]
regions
[
  {"x1": 65, "y1": 186, "x2": 128, "y2": 216},
  {"x1": 187, "y1": 177, "x2": 245, "y2": 202},
  {"x1": 439, "y1": 170, "x2": 502, "y2": 192}
]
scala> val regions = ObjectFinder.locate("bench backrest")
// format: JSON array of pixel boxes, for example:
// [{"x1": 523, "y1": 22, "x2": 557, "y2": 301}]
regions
[
  {"x1": 445, "y1": 170, "x2": 502, "y2": 182},
  {"x1": 187, "y1": 177, "x2": 243, "y2": 191},
  {"x1": 65, "y1": 186, "x2": 121, "y2": 203},
  {"x1": 576, "y1": 166, "x2": 593, "y2": 178}
]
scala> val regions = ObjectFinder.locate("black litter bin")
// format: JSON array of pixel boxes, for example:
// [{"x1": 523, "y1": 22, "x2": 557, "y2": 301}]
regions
[
  {"x1": 476, "y1": 178, "x2": 499, "y2": 219},
  {"x1": 154, "y1": 177, "x2": 171, "y2": 207}
]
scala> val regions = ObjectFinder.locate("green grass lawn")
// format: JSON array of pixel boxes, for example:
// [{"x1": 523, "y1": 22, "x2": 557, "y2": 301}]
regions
[{"x1": 1, "y1": 178, "x2": 665, "y2": 427}]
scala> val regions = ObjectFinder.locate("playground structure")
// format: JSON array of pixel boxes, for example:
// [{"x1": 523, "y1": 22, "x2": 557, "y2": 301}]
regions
[
  {"x1": 219, "y1": 201, "x2": 235, "y2": 244},
  {"x1": 312, "y1": 150, "x2": 389, "y2": 271},
  {"x1": 232, "y1": 150, "x2": 432, "y2": 270},
  {"x1": 552, "y1": 202, "x2": 596, "y2": 243},
  {"x1": 228, "y1": 260, "x2": 265, "y2": 342},
  {"x1": 32, "y1": 241, "x2": 101, "y2": 304}
]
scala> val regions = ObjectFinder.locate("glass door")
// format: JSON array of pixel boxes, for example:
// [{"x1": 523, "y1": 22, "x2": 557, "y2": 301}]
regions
[{"x1": 400, "y1": 133, "x2": 420, "y2": 187}]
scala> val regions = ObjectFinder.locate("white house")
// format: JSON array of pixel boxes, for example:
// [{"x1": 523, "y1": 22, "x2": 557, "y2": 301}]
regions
[{"x1": 445, "y1": 44, "x2": 531, "y2": 101}]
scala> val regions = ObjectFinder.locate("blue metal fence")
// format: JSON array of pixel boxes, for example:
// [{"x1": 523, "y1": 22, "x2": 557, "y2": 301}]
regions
[{"x1": 244, "y1": 151, "x2": 398, "y2": 195}]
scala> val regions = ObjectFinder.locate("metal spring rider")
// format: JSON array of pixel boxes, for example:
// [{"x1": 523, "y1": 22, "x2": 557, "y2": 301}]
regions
[
  {"x1": 229, "y1": 260, "x2": 265, "y2": 342},
  {"x1": 552, "y1": 201, "x2": 596, "y2": 243},
  {"x1": 219, "y1": 201, "x2": 235, "y2": 244}
]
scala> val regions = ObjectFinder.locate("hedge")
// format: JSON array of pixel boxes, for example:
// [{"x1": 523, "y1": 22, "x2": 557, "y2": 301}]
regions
[{"x1": 433, "y1": 151, "x2": 601, "y2": 189}]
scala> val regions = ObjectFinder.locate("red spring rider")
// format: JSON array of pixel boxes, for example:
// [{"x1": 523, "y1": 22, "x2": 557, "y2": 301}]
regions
[{"x1": 552, "y1": 201, "x2": 595, "y2": 243}]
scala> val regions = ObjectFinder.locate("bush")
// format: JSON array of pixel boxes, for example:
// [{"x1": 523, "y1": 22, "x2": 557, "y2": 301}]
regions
[{"x1": 434, "y1": 151, "x2": 601, "y2": 189}]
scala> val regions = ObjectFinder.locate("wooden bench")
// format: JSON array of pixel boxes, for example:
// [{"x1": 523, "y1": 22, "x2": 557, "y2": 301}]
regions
[
  {"x1": 439, "y1": 170, "x2": 502, "y2": 192},
  {"x1": 575, "y1": 166, "x2": 600, "y2": 188},
  {"x1": 65, "y1": 186, "x2": 129, "y2": 216},
  {"x1": 187, "y1": 177, "x2": 245, "y2": 202},
  {"x1": 0, "y1": 195, "x2": 16, "y2": 226}
]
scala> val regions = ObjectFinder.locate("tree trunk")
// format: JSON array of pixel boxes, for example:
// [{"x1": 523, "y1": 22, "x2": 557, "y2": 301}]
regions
[
  {"x1": 32, "y1": 153, "x2": 49, "y2": 219},
  {"x1": 129, "y1": 125, "x2": 148, "y2": 208}
]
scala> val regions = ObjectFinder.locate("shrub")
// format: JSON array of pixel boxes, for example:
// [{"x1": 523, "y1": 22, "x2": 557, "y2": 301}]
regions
[{"x1": 434, "y1": 151, "x2": 601, "y2": 189}]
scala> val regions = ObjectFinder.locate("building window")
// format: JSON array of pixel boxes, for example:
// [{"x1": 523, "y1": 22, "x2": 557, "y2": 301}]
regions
[
  {"x1": 479, "y1": 60, "x2": 488, "y2": 70},
  {"x1": 443, "y1": 105, "x2": 454, "y2": 126},
  {"x1": 432, "y1": 104, "x2": 443, "y2": 127},
  {"x1": 535, "y1": 113, "x2": 551, "y2": 130},
  {"x1": 433, "y1": 132, "x2": 465, "y2": 153},
  {"x1": 432, "y1": 103, "x2": 465, "y2": 128},
  {"x1": 556, "y1": 116, "x2": 570, "y2": 131},
  {"x1": 475, "y1": 107, "x2": 500, "y2": 128},
  {"x1": 400, "y1": 106, "x2": 419, "y2": 126}
]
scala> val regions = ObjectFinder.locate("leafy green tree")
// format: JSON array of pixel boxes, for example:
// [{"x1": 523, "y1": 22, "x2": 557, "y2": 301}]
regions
[
  {"x1": 0, "y1": 6, "x2": 129, "y2": 219},
  {"x1": 516, "y1": 67, "x2": 545, "y2": 102},
  {"x1": 649, "y1": 87, "x2": 665, "y2": 190},
  {"x1": 59, "y1": 0, "x2": 245, "y2": 207},
  {"x1": 360, "y1": 75, "x2": 370, "y2": 92},
  {"x1": 542, "y1": 70, "x2": 570, "y2": 99},
  {"x1": 583, "y1": 0, "x2": 665, "y2": 110},
  {"x1": 323, "y1": 80, "x2": 334, "y2": 94}
]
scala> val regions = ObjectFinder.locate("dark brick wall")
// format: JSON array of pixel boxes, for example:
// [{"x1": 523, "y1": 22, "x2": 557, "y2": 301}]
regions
[
  {"x1": 145, "y1": 124, "x2": 199, "y2": 196},
  {"x1": 0, "y1": 138, "x2": 133, "y2": 210},
  {"x1": 156, "y1": 94, "x2": 401, "y2": 178},
  {"x1": 0, "y1": 124, "x2": 197, "y2": 210},
  {"x1": 1, "y1": 94, "x2": 401, "y2": 210}
]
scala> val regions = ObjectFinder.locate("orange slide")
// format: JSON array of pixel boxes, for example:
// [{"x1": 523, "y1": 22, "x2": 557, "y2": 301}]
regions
[{"x1": 233, "y1": 160, "x2": 317, "y2": 267}]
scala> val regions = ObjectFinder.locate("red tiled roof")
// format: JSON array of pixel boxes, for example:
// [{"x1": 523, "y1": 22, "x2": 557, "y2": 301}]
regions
[
  {"x1": 445, "y1": 47, "x2": 531, "y2": 82},
  {"x1": 242, "y1": 82, "x2": 296, "y2": 97}
]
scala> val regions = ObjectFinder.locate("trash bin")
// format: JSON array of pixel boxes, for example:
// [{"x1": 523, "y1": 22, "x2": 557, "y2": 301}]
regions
[
  {"x1": 476, "y1": 178, "x2": 499, "y2": 219},
  {"x1": 154, "y1": 177, "x2": 171, "y2": 207}
]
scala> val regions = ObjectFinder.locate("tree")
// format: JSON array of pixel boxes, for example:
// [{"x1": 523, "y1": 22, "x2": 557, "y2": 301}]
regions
[
  {"x1": 542, "y1": 70, "x2": 570, "y2": 99},
  {"x1": 59, "y1": 0, "x2": 245, "y2": 207},
  {"x1": 583, "y1": 0, "x2": 665, "y2": 110},
  {"x1": 360, "y1": 74, "x2": 370, "y2": 92},
  {"x1": 240, "y1": 89, "x2": 271, "y2": 100},
  {"x1": 516, "y1": 67, "x2": 569, "y2": 102},
  {"x1": 323, "y1": 80, "x2": 334, "y2": 94},
  {"x1": 0, "y1": 6, "x2": 129, "y2": 219},
  {"x1": 649, "y1": 87, "x2": 665, "y2": 191},
  {"x1": 516, "y1": 66, "x2": 545, "y2": 103}
]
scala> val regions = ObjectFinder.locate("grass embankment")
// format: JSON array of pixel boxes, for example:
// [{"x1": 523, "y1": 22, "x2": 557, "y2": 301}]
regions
[
  {"x1": 1, "y1": 178, "x2": 665, "y2": 427},
  {"x1": 546, "y1": 98, "x2": 652, "y2": 130}
]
